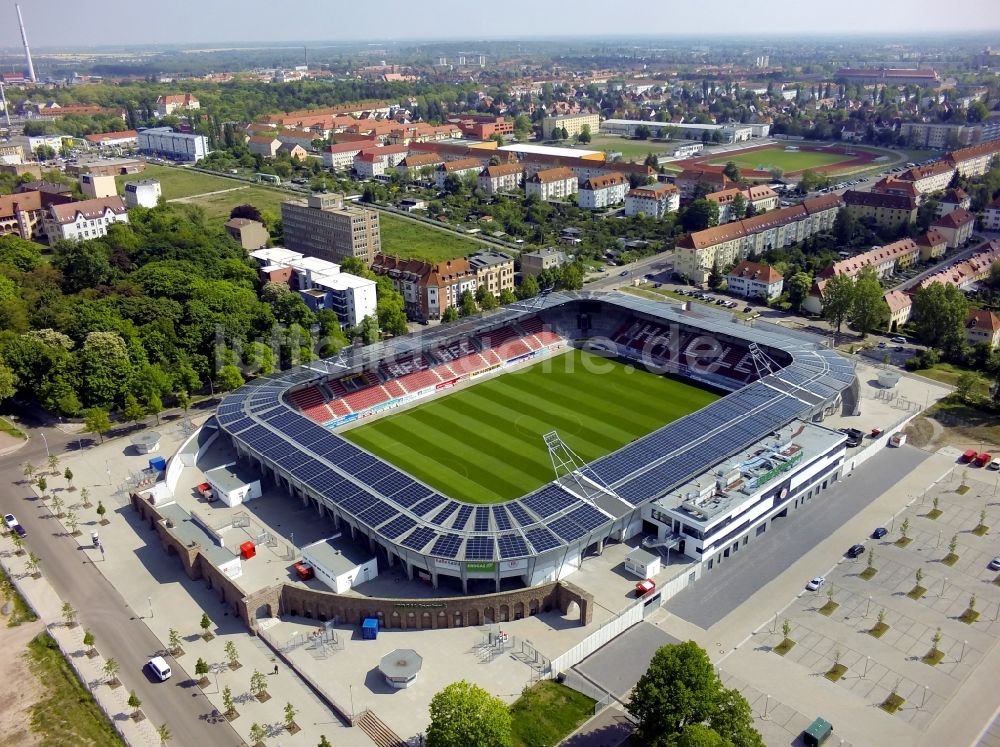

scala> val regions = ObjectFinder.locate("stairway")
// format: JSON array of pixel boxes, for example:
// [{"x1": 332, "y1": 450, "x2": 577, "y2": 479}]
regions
[{"x1": 356, "y1": 710, "x2": 406, "y2": 747}]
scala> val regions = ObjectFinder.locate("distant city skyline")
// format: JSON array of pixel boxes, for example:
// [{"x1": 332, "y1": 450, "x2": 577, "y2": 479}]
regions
[{"x1": 1, "y1": 0, "x2": 999, "y2": 50}]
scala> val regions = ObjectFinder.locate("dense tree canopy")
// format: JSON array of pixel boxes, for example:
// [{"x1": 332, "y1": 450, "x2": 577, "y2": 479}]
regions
[{"x1": 426, "y1": 680, "x2": 512, "y2": 747}]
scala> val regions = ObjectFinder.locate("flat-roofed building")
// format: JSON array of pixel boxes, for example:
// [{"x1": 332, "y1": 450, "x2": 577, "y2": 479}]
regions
[
  {"x1": 468, "y1": 251, "x2": 515, "y2": 298},
  {"x1": 138, "y1": 127, "x2": 209, "y2": 162},
  {"x1": 520, "y1": 247, "x2": 566, "y2": 278},
  {"x1": 281, "y1": 193, "x2": 381, "y2": 265},
  {"x1": 542, "y1": 112, "x2": 600, "y2": 140},
  {"x1": 123, "y1": 179, "x2": 161, "y2": 209}
]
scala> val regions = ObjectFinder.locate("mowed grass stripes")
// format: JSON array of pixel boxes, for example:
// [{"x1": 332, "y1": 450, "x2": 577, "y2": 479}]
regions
[{"x1": 343, "y1": 349, "x2": 719, "y2": 504}]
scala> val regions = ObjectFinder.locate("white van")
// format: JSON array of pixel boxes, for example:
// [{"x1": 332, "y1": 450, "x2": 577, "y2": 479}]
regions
[{"x1": 147, "y1": 656, "x2": 172, "y2": 681}]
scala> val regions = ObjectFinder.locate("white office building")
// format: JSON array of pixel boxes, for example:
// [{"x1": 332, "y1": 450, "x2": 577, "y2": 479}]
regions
[
  {"x1": 123, "y1": 180, "x2": 162, "y2": 208},
  {"x1": 138, "y1": 127, "x2": 209, "y2": 162}
]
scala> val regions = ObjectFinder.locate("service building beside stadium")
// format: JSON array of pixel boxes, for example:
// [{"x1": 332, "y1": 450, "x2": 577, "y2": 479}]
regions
[{"x1": 214, "y1": 292, "x2": 858, "y2": 594}]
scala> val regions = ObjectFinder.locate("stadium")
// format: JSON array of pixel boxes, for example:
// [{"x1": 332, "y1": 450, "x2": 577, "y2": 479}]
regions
[{"x1": 214, "y1": 292, "x2": 859, "y2": 594}]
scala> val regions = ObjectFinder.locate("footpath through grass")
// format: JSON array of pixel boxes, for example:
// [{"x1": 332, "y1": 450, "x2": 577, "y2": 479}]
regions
[
  {"x1": 344, "y1": 348, "x2": 718, "y2": 503},
  {"x1": 27, "y1": 632, "x2": 126, "y2": 746},
  {"x1": 114, "y1": 164, "x2": 238, "y2": 200},
  {"x1": 379, "y1": 214, "x2": 483, "y2": 262},
  {"x1": 511, "y1": 681, "x2": 596, "y2": 747}
]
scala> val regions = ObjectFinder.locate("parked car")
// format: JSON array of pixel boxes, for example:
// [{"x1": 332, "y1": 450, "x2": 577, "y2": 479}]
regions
[
  {"x1": 989, "y1": 557, "x2": 1000, "y2": 571},
  {"x1": 743, "y1": 305, "x2": 753, "y2": 313},
  {"x1": 146, "y1": 656, "x2": 172, "y2": 681},
  {"x1": 846, "y1": 544, "x2": 866, "y2": 558},
  {"x1": 871, "y1": 527, "x2": 888, "y2": 539},
  {"x1": 619, "y1": 271, "x2": 628, "y2": 277},
  {"x1": 806, "y1": 576, "x2": 826, "y2": 591},
  {"x1": 890, "y1": 336, "x2": 907, "y2": 344},
  {"x1": 3, "y1": 513, "x2": 25, "y2": 538}
]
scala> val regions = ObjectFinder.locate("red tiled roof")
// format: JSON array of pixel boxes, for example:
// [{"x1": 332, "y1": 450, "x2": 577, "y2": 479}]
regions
[
  {"x1": 967, "y1": 309, "x2": 1000, "y2": 333},
  {"x1": 883, "y1": 290, "x2": 912, "y2": 314},
  {"x1": 49, "y1": 196, "x2": 127, "y2": 225},
  {"x1": 84, "y1": 130, "x2": 139, "y2": 143},
  {"x1": 581, "y1": 172, "x2": 626, "y2": 190},
  {"x1": 530, "y1": 167, "x2": 576, "y2": 183},
  {"x1": 728, "y1": 260, "x2": 783, "y2": 283},
  {"x1": 932, "y1": 207, "x2": 974, "y2": 229}
]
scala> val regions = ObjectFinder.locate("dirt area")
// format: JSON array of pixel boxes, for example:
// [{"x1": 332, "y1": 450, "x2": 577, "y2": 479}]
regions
[
  {"x1": 904, "y1": 405, "x2": 1000, "y2": 453},
  {"x1": 0, "y1": 615, "x2": 45, "y2": 747}
]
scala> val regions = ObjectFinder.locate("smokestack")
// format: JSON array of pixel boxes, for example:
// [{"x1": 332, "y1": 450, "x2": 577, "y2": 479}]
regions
[{"x1": 15, "y1": 4, "x2": 36, "y2": 84}]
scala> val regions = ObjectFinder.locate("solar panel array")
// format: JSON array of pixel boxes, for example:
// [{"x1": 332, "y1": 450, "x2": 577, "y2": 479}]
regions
[{"x1": 214, "y1": 293, "x2": 857, "y2": 566}]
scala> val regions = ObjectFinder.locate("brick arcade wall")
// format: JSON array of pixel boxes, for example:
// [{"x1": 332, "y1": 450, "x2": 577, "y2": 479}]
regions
[{"x1": 130, "y1": 494, "x2": 593, "y2": 634}]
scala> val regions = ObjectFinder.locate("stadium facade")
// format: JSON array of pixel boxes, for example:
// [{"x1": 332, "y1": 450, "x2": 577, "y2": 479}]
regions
[{"x1": 214, "y1": 292, "x2": 859, "y2": 593}]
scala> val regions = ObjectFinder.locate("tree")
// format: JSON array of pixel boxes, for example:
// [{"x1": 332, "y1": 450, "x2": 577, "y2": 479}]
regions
[
  {"x1": 200, "y1": 612, "x2": 212, "y2": 638},
  {"x1": 499, "y1": 288, "x2": 517, "y2": 305},
  {"x1": 225, "y1": 640, "x2": 239, "y2": 668},
  {"x1": 26, "y1": 552, "x2": 41, "y2": 576},
  {"x1": 833, "y1": 208, "x2": 859, "y2": 245},
  {"x1": 222, "y1": 685, "x2": 234, "y2": 716},
  {"x1": 103, "y1": 657, "x2": 120, "y2": 684},
  {"x1": 731, "y1": 191, "x2": 747, "y2": 220},
  {"x1": 319, "y1": 737, "x2": 333, "y2": 747},
  {"x1": 681, "y1": 199, "x2": 720, "y2": 231},
  {"x1": 96, "y1": 500, "x2": 107, "y2": 524},
  {"x1": 475, "y1": 285, "x2": 498, "y2": 311},
  {"x1": 577, "y1": 124, "x2": 592, "y2": 144},
  {"x1": 66, "y1": 511, "x2": 79, "y2": 535},
  {"x1": 901, "y1": 518, "x2": 910, "y2": 539},
  {"x1": 426, "y1": 680, "x2": 512, "y2": 747},
  {"x1": 441, "y1": 306, "x2": 459, "y2": 323},
  {"x1": 284, "y1": 702, "x2": 298, "y2": 730},
  {"x1": 62, "y1": 601, "x2": 77, "y2": 627},
  {"x1": 83, "y1": 629, "x2": 96, "y2": 655},
  {"x1": 518, "y1": 275, "x2": 539, "y2": 300},
  {"x1": 63, "y1": 467, "x2": 74, "y2": 491},
  {"x1": 722, "y1": 161, "x2": 741, "y2": 182},
  {"x1": 627, "y1": 641, "x2": 763, "y2": 747},
  {"x1": 83, "y1": 408, "x2": 111, "y2": 444},
  {"x1": 215, "y1": 364, "x2": 244, "y2": 393},
  {"x1": 80, "y1": 487, "x2": 91, "y2": 508},
  {"x1": 128, "y1": 690, "x2": 142, "y2": 716},
  {"x1": 22, "y1": 462, "x2": 36, "y2": 483},
  {"x1": 249, "y1": 723, "x2": 266, "y2": 744},
  {"x1": 459, "y1": 290, "x2": 479, "y2": 318},
  {"x1": 787, "y1": 272, "x2": 812, "y2": 311},
  {"x1": 956, "y1": 371, "x2": 983, "y2": 403},
  {"x1": 948, "y1": 533, "x2": 958, "y2": 555},
  {"x1": 195, "y1": 657, "x2": 209, "y2": 683},
  {"x1": 849, "y1": 267, "x2": 888, "y2": 338},
  {"x1": 37, "y1": 476, "x2": 47, "y2": 499},
  {"x1": 916, "y1": 567, "x2": 924, "y2": 584},
  {"x1": 47, "y1": 453, "x2": 60, "y2": 475},
  {"x1": 821, "y1": 274, "x2": 856, "y2": 337},
  {"x1": 911, "y1": 282, "x2": 969, "y2": 352},
  {"x1": 156, "y1": 723, "x2": 171, "y2": 745},
  {"x1": 123, "y1": 394, "x2": 145, "y2": 426},
  {"x1": 168, "y1": 628, "x2": 182, "y2": 655},
  {"x1": 250, "y1": 669, "x2": 267, "y2": 697},
  {"x1": 782, "y1": 618, "x2": 792, "y2": 639},
  {"x1": 634, "y1": 124, "x2": 651, "y2": 140},
  {"x1": 51, "y1": 493, "x2": 64, "y2": 517}
]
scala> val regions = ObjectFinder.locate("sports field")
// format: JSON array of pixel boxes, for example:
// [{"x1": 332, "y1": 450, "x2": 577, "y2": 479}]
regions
[
  {"x1": 706, "y1": 148, "x2": 848, "y2": 172},
  {"x1": 343, "y1": 349, "x2": 719, "y2": 503}
]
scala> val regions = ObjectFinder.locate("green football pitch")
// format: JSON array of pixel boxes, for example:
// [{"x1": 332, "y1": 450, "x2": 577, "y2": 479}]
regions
[
  {"x1": 343, "y1": 349, "x2": 719, "y2": 504},
  {"x1": 706, "y1": 148, "x2": 848, "y2": 172}
]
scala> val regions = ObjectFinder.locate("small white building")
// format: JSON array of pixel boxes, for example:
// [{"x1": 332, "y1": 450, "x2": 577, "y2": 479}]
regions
[
  {"x1": 624, "y1": 547, "x2": 661, "y2": 580},
  {"x1": 123, "y1": 180, "x2": 162, "y2": 208},
  {"x1": 301, "y1": 533, "x2": 378, "y2": 593},
  {"x1": 203, "y1": 463, "x2": 263, "y2": 508},
  {"x1": 726, "y1": 260, "x2": 784, "y2": 300}
]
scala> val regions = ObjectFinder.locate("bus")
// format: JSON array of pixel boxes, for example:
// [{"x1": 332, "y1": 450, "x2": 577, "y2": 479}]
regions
[{"x1": 255, "y1": 173, "x2": 281, "y2": 185}]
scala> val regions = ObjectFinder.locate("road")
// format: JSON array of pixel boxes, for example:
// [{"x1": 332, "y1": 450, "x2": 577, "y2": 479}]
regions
[{"x1": 0, "y1": 420, "x2": 240, "y2": 746}]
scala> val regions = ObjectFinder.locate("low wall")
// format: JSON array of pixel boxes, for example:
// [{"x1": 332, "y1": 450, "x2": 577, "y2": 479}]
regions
[{"x1": 130, "y1": 494, "x2": 593, "y2": 634}]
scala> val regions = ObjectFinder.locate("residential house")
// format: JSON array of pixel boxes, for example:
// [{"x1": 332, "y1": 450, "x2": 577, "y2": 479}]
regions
[
  {"x1": 935, "y1": 188, "x2": 971, "y2": 217},
  {"x1": 870, "y1": 176, "x2": 920, "y2": 203},
  {"x1": 704, "y1": 188, "x2": 743, "y2": 223},
  {"x1": 914, "y1": 241, "x2": 1000, "y2": 291},
  {"x1": 155, "y1": 94, "x2": 200, "y2": 116},
  {"x1": 396, "y1": 153, "x2": 444, "y2": 177},
  {"x1": 982, "y1": 195, "x2": 1000, "y2": 232},
  {"x1": 966, "y1": 309, "x2": 1000, "y2": 349},
  {"x1": 625, "y1": 183, "x2": 680, "y2": 218},
  {"x1": 122, "y1": 180, "x2": 161, "y2": 208},
  {"x1": 323, "y1": 141, "x2": 375, "y2": 169},
  {"x1": 520, "y1": 247, "x2": 567, "y2": 278},
  {"x1": 225, "y1": 218, "x2": 269, "y2": 251},
  {"x1": 248, "y1": 136, "x2": 282, "y2": 158},
  {"x1": 896, "y1": 161, "x2": 956, "y2": 196},
  {"x1": 526, "y1": 167, "x2": 578, "y2": 202},
  {"x1": 370, "y1": 255, "x2": 477, "y2": 320},
  {"x1": 478, "y1": 163, "x2": 524, "y2": 195},
  {"x1": 843, "y1": 190, "x2": 918, "y2": 231},
  {"x1": 468, "y1": 251, "x2": 515, "y2": 298},
  {"x1": 705, "y1": 185, "x2": 778, "y2": 223},
  {"x1": 743, "y1": 184, "x2": 779, "y2": 214},
  {"x1": 578, "y1": 173, "x2": 628, "y2": 209},
  {"x1": 931, "y1": 208, "x2": 975, "y2": 249},
  {"x1": 43, "y1": 196, "x2": 129, "y2": 243},
  {"x1": 883, "y1": 290, "x2": 913, "y2": 331},
  {"x1": 435, "y1": 158, "x2": 483, "y2": 188},
  {"x1": 916, "y1": 229, "x2": 948, "y2": 261},
  {"x1": 725, "y1": 260, "x2": 784, "y2": 300},
  {"x1": 277, "y1": 143, "x2": 308, "y2": 160},
  {"x1": 674, "y1": 169, "x2": 735, "y2": 200},
  {"x1": 0, "y1": 190, "x2": 72, "y2": 241}
]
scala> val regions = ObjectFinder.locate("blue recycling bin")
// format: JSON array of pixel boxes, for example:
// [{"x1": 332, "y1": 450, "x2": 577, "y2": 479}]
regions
[
  {"x1": 362, "y1": 617, "x2": 379, "y2": 640},
  {"x1": 149, "y1": 456, "x2": 167, "y2": 471}
]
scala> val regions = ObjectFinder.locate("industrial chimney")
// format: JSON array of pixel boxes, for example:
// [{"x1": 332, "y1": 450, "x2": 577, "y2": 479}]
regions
[{"x1": 16, "y1": 4, "x2": 37, "y2": 84}]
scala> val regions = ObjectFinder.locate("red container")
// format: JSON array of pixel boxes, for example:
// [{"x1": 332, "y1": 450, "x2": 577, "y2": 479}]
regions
[{"x1": 240, "y1": 541, "x2": 256, "y2": 560}]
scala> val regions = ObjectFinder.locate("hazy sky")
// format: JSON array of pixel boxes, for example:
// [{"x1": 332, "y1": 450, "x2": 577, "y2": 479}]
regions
[{"x1": 2, "y1": 0, "x2": 999, "y2": 48}]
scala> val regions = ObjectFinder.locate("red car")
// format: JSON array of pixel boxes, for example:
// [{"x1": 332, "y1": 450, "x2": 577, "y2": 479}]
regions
[
  {"x1": 962, "y1": 449, "x2": 978, "y2": 463},
  {"x1": 975, "y1": 453, "x2": 992, "y2": 468}
]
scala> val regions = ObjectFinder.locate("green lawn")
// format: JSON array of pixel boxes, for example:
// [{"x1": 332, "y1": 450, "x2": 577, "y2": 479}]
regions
[
  {"x1": 27, "y1": 632, "x2": 126, "y2": 746},
  {"x1": 511, "y1": 681, "x2": 596, "y2": 747},
  {"x1": 912, "y1": 362, "x2": 992, "y2": 397},
  {"x1": 586, "y1": 136, "x2": 671, "y2": 162},
  {"x1": 115, "y1": 164, "x2": 240, "y2": 200},
  {"x1": 344, "y1": 348, "x2": 719, "y2": 503},
  {"x1": 379, "y1": 214, "x2": 484, "y2": 263},
  {"x1": 192, "y1": 185, "x2": 290, "y2": 225},
  {"x1": 707, "y1": 148, "x2": 849, "y2": 173}
]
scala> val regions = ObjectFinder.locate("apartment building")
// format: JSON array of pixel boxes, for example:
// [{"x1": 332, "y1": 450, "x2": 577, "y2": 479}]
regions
[
  {"x1": 353, "y1": 144, "x2": 408, "y2": 177},
  {"x1": 931, "y1": 208, "x2": 975, "y2": 248},
  {"x1": 43, "y1": 196, "x2": 129, "y2": 243},
  {"x1": 914, "y1": 241, "x2": 1000, "y2": 292},
  {"x1": 0, "y1": 190, "x2": 72, "y2": 241},
  {"x1": 520, "y1": 247, "x2": 567, "y2": 277},
  {"x1": 542, "y1": 112, "x2": 600, "y2": 140},
  {"x1": 454, "y1": 115, "x2": 513, "y2": 140},
  {"x1": 249, "y1": 248, "x2": 377, "y2": 328},
  {"x1": 526, "y1": 167, "x2": 578, "y2": 202},
  {"x1": 983, "y1": 195, "x2": 1000, "y2": 232},
  {"x1": 725, "y1": 260, "x2": 784, "y2": 300},
  {"x1": 323, "y1": 141, "x2": 377, "y2": 169},
  {"x1": 155, "y1": 94, "x2": 200, "y2": 117},
  {"x1": 578, "y1": 173, "x2": 628, "y2": 209},
  {"x1": 675, "y1": 169, "x2": 736, "y2": 200},
  {"x1": 820, "y1": 238, "x2": 920, "y2": 281},
  {"x1": 675, "y1": 194, "x2": 841, "y2": 286},
  {"x1": 281, "y1": 193, "x2": 381, "y2": 265},
  {"x1": 916, "y1": 229, "x2": 948, "y2": 261},
  {"x1": 883, "y1": 290, "x2": 913, "y2": 331},
  {"x1": 123, "y1": 180, "x2": 161, "y2": 209},
  {"x1": 625, "y1": 183, "x2": 680, "y2": 218},
  {"x1": 468, "y1": 251, "x2": 515, "y2": 298},
  {"x1": 138, "y1": 127, "x2": 209, "y2": 162},
  {"x1": 843, "y1": 190, "x2": 917, "y2": 231},
  {"x1": 705, "y1": 185, "x2": 779, "y2": 223},
  {"x1": 371, "y1": 255, "x2": 477, "y2": 320},
  {"x1": 478, "y1": 163, "x2": 523, "y2": 195},
  {"x1": 946, "y1": 140, "x2": 1000, "y2": 178},
  {"x1": 435, "y1": 158, "x2": 484, "y2": 188},
  {"x1": 966, "y1": 309, "x2": 1000, "y2": 349},
  {"x1": 896, "y1": 161, "x2": 956, "y2": 195},
  {"x1": 397, "y1": 153, "x2": 444, "y2": 177},
  {"x1": 900, "y1": 120, "x2": 1000, "y2": 149}
]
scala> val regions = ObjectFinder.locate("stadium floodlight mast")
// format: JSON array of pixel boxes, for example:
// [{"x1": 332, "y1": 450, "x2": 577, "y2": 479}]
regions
[{"x1": 543, "y1": 431, "x2": 621, "y2": 508}]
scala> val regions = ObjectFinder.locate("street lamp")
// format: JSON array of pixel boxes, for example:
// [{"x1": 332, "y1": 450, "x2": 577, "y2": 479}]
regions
[
  {"x1": 763, "y1": 694, "x2": 770, "y2": 720},
  {"x1": 148, "y1": 596, "x2": 153, "y2": 619},
  {"x1": 40, "y1": 432, "x2": 49, "y2": 458},
  {"x1": 862, "y1": 656, "x2": 870, "y2": 679},
  {"x1": 921, "y1": 685, "x2": 928, "y2": 708},
  {"x1": 961, "y1": 640, "x2": 967, "y2": 662},
  {"x1": 349, "y1": 684, "x2": 355, "y2": 721},
  {"x1": 866, "y1": 595, "x2": 872, "y2": 616}
]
